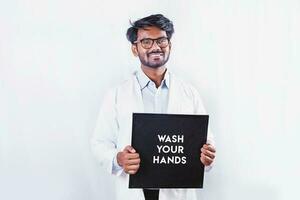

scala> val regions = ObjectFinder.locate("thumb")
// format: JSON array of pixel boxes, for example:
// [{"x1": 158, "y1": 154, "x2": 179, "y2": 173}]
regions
[{"x1": 124, "y1": 145, "x2": 136, "y2": 153}]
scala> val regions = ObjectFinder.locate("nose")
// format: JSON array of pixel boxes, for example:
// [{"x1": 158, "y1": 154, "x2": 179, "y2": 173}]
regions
[{"x1": 150, "y1": 40, "x2": 161, "y2": 52}]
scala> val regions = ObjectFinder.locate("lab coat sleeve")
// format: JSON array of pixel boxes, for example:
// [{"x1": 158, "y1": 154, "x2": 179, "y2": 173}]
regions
[
  {"x1": 192, "y1": 86, "x2": 216, "y2": 171},
  {"x1": 90, "y1": 90, "x2": 123, "y2": 175}
]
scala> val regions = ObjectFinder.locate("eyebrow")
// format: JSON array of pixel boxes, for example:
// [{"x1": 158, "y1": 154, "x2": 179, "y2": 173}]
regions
[{"x1": 140, "y1": 36, "x2": 167, "y2": 40}]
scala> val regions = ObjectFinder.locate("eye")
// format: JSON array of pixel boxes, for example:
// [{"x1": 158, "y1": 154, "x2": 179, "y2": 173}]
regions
[
  {"x1": 157, "y1": 38, "x2": 164, "y2": 43},
  {"x1": 157, "y1": 38, "x2": 168, "y2": 45},
  {"x1": 142, "y1": 39, "x2": 152, "y2": 46}
]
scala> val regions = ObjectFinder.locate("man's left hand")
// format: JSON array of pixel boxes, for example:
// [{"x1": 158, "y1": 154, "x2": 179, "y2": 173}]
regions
[{"x1": 200, "y1": 144, "x2": 216, "y2": 166}]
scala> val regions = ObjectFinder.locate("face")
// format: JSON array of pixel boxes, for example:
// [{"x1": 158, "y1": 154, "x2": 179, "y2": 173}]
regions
[{"x1": 132, "y1": 26, "x2": 171, "y2": 69}]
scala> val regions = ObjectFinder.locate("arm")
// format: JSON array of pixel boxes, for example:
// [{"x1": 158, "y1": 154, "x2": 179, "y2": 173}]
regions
[
  {"x1": 90, "y1": 90, "x2": 141, "y2": 175},
  {"x1": 192, "y1": 87, "x2": 216, "y2": 170},
  {"x1": 90, "y1": 90, "x2": 121, "y2": 175}
]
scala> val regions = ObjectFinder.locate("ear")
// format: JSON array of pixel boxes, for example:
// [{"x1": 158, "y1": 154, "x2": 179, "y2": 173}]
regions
[
  {"x1": 168, "y1": 41, "x2": 172, "y2": 50},
  {"x1": 131, "y1": 44, "x2": 138, "y2": 57}
]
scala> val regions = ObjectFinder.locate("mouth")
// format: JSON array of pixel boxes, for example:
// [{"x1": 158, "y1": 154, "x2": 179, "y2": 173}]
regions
[{"x1": 148, "y1": 52, "x2": 164, "y2": 58}]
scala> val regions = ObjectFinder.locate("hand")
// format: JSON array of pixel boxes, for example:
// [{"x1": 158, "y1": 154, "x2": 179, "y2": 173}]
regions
[
  {"x1": 200, "y1": 143, "x2": 216, "y2": 166},
  {"x1": 117, "y1": 145, "x2": 140, "y2": 174}
]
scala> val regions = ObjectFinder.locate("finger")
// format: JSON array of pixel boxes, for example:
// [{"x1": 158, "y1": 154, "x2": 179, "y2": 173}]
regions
[
  {"x1": 201, "y1": 148, "x2": 215, "y2": 159},
  {"x1": 127, "y1": 170, "x2": 138, "y2": 174},
  {"x1": 125, "y1": 153, "x2": 140, "y2": 159},
  {"x1": 201, "y1": 153, "x2": 213, "y2": 163},
  {"x1": 126, "y1": 164, "x2": 140, "y2": 170},
  {"x1": 200, "y1": 156, "x2": 212, "y2": 166},
  {"x1": 123, "y1": 145, "x2": 136, "y2": 153},
  {"x1": 126, "y1": 158, "x2": 141, "y2": 165},
  {"x1": 203, "y1": 144, "x2": 216, "y2": 153},
  {"x1": 200, "y1": 156, "x2": 207, "y2": 165}
]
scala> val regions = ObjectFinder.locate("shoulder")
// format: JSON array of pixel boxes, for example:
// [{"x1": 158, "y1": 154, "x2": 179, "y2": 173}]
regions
[
  {"x1": 171, "y1": 72, "x2": 208, "y2": 114},
  {"x1": 170, "y1": 72, "x2": 201, "y2": 99},
  {"x1": 101, "y1": 74, "x2": 135, "y2": 104}
]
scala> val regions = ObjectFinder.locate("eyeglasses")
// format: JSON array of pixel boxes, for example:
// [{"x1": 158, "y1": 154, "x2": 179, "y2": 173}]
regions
[{"x1": 134, "y1": 37, "x2": 170, "y2": 49}]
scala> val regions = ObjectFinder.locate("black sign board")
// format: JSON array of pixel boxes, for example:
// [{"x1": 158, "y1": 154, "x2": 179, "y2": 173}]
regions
[{"x1": 129, "y1": 113, "x2": 209, "y2": 188}]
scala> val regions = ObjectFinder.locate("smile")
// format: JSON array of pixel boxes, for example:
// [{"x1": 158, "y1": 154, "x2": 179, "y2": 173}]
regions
[{"x1": 148, "y1": 53, "x2": 164, "y2": 57}]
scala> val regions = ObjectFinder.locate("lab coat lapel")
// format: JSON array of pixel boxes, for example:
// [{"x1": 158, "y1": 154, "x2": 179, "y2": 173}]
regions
[
  {"x1": 167, "y1": 73, "x2": 181, "y2": 114},
  {"x1": 132, "y1": 73, "x2": 144, "y2": 113}
]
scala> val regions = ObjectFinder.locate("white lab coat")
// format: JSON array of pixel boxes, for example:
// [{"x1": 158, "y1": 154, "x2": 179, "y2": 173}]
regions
[{"x1": 91, "y1": 70, "x2": 214, "y2": 200}]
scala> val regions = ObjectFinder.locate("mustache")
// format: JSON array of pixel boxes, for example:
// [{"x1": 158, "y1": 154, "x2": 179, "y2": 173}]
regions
[{"x1": 147, "y1": 51, "x2": 164, "y2": 56}]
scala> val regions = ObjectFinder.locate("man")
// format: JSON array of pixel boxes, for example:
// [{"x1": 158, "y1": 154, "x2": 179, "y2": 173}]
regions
[{"x1": 91, "y1": 14, "x2": 216, "y2": 200}]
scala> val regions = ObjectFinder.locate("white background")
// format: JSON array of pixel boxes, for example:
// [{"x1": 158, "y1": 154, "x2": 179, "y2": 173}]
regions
[{"x1": 0, "y1": 0, "x2": 299, "y2": 200}]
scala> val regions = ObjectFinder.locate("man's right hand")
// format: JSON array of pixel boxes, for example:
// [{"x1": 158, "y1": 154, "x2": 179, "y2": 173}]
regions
[{"x1": 116, "y1": 145, "x2": 140, "y2": 174}]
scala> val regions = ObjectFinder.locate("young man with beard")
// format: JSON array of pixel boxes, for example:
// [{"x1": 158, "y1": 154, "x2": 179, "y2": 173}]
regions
[{"x1": 91, "y1": 14, "x2": 216, "y2": 200}]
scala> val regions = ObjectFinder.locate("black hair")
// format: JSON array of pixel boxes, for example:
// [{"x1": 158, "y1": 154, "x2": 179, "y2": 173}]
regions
[{"x1": 126, "y1": 14, "x2": 174, "y2": 44}]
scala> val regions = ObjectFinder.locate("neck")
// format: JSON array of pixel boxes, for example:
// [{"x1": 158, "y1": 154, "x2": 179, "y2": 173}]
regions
[{"x1": 141, "y1": 65, "x2": 167, "y2": 88}]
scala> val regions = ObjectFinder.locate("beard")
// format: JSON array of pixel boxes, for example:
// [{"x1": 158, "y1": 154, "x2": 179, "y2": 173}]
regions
[{"x1": 138, "y1": 51, "x2": 170, "y2": 69}]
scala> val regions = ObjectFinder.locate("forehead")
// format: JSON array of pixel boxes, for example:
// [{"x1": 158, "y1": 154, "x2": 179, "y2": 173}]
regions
[{"x1": 137, "y1": 26, "x2": 167, "y2": 40}]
